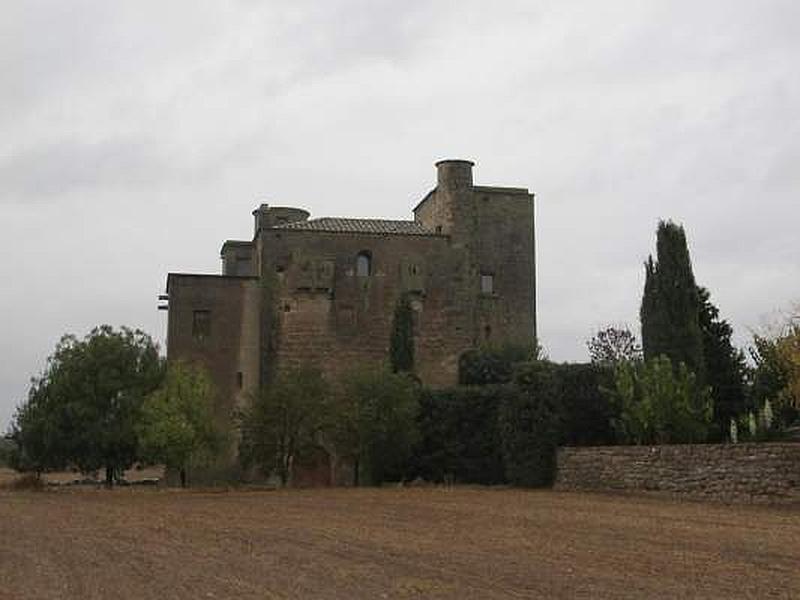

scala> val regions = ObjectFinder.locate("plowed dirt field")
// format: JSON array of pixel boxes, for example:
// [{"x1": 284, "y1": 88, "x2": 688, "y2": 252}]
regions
[{"x1": 1, "y1": 473, "x2": 798, "y2": 599}]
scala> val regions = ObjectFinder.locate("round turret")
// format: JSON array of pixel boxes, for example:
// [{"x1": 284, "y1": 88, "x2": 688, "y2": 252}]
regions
[
  {"x1": 436, "y1": 159, "x2": 474, "y2": 191},
  {"x1": 252, "y1": 204, "x2": 310, "y2": 233}
]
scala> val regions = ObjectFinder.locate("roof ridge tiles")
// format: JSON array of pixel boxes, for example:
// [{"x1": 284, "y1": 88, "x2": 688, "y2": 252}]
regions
[{"x1": 272, "y1": 216, "x2": 439, "y2": 236}]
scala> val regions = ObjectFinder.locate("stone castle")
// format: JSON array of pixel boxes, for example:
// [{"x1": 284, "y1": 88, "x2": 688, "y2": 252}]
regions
[{"x1": 164, "y1": 159, "x2": 536, "y2": 422}]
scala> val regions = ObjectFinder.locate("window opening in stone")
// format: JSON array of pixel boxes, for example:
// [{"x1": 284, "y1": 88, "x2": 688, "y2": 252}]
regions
[
  {"x1": 236, "y1": 372, "x2": 243, "y2": 389},
  {"x1": 435, "y1": 225, "x2": 443, "y2": 234},
  {"x1": 480, "y1": 274, "x2": 494, "y2": 294},
  {"x1": 356, "y1": 251, "x2": 372, "y2": 277},
  {"x1": 192, "y1": 310, "x2": 211, "y2": 340}
]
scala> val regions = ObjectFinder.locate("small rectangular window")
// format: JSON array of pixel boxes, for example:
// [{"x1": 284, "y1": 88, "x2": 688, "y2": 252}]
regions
[
  {"x1": 480, "y1": 274, "x2": 494, "y2": 295},
  {"x1": 236, "y1": 371, "x2": 243, "y2": 389},
  {"x1": 192, "y1": 310, "x2": 211, "y2": 339}
]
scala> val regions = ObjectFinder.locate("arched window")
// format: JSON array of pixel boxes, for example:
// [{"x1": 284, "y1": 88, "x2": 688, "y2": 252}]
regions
[{"x1": 356, "y1": 251, "x2": 372, "y2": 277}]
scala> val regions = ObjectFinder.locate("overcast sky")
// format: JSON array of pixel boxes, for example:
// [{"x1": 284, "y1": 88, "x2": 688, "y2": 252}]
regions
[{"x1": 2, "y1": 0, "x2": 798, "y2": 429}]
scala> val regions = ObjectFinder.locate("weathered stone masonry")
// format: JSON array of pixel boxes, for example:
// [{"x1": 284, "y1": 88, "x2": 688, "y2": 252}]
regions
[
  {"x1": 165, "y1": 159, "x2": 536, "y2": 425},
  {"x1": 555, "y1": 443, "x2": 800, "y2": 503}
]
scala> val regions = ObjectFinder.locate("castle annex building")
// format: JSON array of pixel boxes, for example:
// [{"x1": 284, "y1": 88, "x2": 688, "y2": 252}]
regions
[{"x1": 165, "y1": 160, "x2": 536, "y2": 415}]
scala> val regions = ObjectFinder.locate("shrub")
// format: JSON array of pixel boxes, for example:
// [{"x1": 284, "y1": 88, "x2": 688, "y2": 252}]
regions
[
  {"x1": 606, "y1": 356, "x2": 712, "y2": 444},
  {"x1": 458, "y1": 343, "x2": 541, "y2": 385},
  {"x1": 0, "y1": 437, "x2": 15, "y2": 468}
]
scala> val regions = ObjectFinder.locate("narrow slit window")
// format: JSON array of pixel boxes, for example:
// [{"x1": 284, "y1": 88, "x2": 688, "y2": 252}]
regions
[
  {"x1": 480, "y1": 274, "x2": 494, "y2": 294},
  {"x1": 236, "y1": 371, "x2": 243, "y2": 389}
]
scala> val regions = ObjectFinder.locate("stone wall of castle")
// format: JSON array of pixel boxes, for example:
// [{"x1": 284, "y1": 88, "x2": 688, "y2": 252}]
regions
[
  {"x1": 260, "y1": 229, "x2": 467, "y2": 386},
  {"x1": 166, "y1": 274, "x2": 261, "y2": 434}
]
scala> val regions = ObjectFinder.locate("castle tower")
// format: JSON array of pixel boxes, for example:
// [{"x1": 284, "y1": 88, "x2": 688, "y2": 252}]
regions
[{"x1": 414, "y1": 159, "x2": 536, "y2": 346}]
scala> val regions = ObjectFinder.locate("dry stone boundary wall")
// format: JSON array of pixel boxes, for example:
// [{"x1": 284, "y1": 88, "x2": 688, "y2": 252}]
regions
[{"x1": 555, "y1": 443, "x2": 800, "y2": 503}]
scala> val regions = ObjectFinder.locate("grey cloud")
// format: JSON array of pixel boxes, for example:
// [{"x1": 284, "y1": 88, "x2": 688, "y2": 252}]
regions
[{"x1": 0, "y1": 138, "x2": 172, "y2": 200}]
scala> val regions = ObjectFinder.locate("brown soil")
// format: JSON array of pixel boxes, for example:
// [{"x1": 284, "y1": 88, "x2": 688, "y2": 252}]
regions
[{"x1": 0, "y1": 472, "x2": 798, "y2": 599}]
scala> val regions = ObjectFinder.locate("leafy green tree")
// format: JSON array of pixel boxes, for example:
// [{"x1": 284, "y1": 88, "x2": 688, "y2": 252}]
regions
[
  {"x1": 750, "y1": 317, "x2": 800, "y2": 427},
  {"x1": 389, "y1": 293, "x2": 415, "y2": 373},
  {"x1": 640, "y1": 221, "x2": 705, "y2": 382},
  {"x1": 776, "y1": 324, "x2": 800, "y2": 414},
  {"x1": 696, "y1": 287, "x2": 749, "y2": 439},
  {"x1": 329, "y1": 367, "x2": 419, "y2": 486},
  {"x1": 7, "y1": 378, "x2": 70, "y2": 476},
  {"x1": 587, "y1": 325, "x2": 642, "y2": 365},
  {"x1": 751, "y1": 335, "x2": 788, "y2": 409},
  {"x1": 607, "y1": 356, "x2": 712, "y2": 445},
  {"x1": 239, "y1": 366, "x2": 329, "y2": 486},
  {"x1": 138, "y1": 361, "x2": 224, "y2": 487},
  {"x1": 9, "y1": 326, "x2": 163, "y2": 486}
]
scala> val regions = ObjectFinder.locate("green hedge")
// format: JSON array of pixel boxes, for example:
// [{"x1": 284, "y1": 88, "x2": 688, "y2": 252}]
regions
[
  {"x1": 413, "y1": 385, "x2": 508, "y2": 484},
  {"x1": 412, "y1": 357, "x2": 618, "y2": 487},
  {"x1": 501, "y1": 362, "x2": 561, "y2": 486},
  {"x1": 551, "y1": 363, "x2": 617, "y2": 446}
]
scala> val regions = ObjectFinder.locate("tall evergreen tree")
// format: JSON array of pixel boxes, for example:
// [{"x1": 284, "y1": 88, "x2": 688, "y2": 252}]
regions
[
  {"x1": 696, "y1": 286, "x2": 749, "y2": 438},
  {"x1": 640, "y1": 221, "x2": 705, "y2": 382},
  {"x1": 389, "y1": 293, "x2": 415, "y2": 373}
]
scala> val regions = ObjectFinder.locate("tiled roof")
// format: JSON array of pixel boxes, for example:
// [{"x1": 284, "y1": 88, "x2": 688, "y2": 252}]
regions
[{"x1": 273, "y1": 217, "x2": 438, "y2": 236}]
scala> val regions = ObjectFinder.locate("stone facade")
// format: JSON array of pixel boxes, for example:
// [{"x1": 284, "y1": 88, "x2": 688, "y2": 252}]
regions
[
  {"x1": 555, "y1": 443, "x2": 800, "y2": 504},
  {"x1": 165, "y1": 159, "x2": 536, "y2": 430}
]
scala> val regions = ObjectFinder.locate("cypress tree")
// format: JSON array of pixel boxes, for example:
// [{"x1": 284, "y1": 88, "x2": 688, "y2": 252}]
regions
[
  {"x1": 389, "y1": 293, "x2": 415, "y2": 373},
  {"x1": 640, "y1": 220, "x2": 705, "y2": 383}
]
